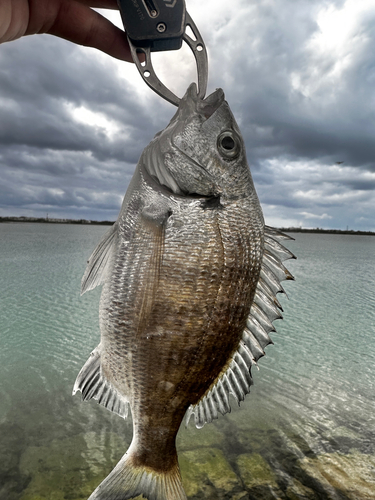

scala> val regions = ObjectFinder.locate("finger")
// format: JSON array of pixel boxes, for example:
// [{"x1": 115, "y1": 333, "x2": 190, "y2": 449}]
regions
[
  {"x1": 0, "y1": 0, "x2": 29, "y2": 43},
  {"x1": 47, "y1": 1, "x2": 132, "y2": 62},
  {"x1": 77, "y1": 0, "x2": 118, "y2": 9}
]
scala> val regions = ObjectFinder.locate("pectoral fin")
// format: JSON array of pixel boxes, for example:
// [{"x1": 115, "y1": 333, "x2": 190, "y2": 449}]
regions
[
  {"x1": 136, "y1": 203, "x2": 171, "y2": 336},
  {"x1": 81, "y1": 223, "x2": 118, "y2": 295}
]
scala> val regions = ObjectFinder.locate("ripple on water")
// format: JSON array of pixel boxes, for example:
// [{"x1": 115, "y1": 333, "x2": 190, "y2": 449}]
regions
[{"x1": 0, "y1": 227, "x2": 375, "y2": 499}]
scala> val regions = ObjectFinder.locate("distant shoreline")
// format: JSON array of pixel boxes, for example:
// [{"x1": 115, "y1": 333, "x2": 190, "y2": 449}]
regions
[
  {"x1": 0, "y1": 217, "x2": 374, "y2": 235},
  {"x1": 0, "y1": 216, "x2": 114, "y2": 226},
  {"x1": 278, "y1": 227, "x2": 375, "y2": 236}
]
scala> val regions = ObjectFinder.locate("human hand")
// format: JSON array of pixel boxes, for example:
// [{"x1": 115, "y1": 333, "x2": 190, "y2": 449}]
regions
[{"x1": 0, "y1": 0, "x2": 132, "y2": 62}]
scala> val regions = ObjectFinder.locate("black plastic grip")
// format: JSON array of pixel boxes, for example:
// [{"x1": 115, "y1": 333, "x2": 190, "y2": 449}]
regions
[{"x1": 118, "y1": 0, "x2": 186, "y2": 51}]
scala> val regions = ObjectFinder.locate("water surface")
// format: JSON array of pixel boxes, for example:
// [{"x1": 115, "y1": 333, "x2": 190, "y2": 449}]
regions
[{"x1": 0, "y1": 224, "x2": 374, "y2": 499}]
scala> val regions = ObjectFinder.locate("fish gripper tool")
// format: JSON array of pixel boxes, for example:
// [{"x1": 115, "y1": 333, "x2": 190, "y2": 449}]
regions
[{"x1": 117, "y1": 0, "x2": 208, "y2": 106}]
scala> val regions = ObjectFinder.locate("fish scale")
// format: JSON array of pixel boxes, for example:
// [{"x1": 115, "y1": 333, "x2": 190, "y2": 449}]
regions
[{"x1": 73, "y1": 84, "x2": 295, "y2": 500}]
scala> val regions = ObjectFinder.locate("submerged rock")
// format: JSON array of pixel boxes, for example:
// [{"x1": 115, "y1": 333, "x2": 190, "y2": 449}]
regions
[
  {"x1": 15, "y1": 414, "x2": 375, "y2": 500},
  {"x1": 298, "y1": 450, "x2": 375, "y2": 499},
  {"x1": 323, "y1": 426, "x2": 363, "y2": 454},
  {"x1": 0, "y1": 423, "x2": 31, "y2": 500},
  {"x1": 179, "y1": 447, "x2": 244, "y2": 499},
  {"x1": 18, "y1": 432, "x2": 128, "y2": 500},
  {"x1": 284, "y1": 478, "x2": 317, "y2": 500},
  {"x1": 236, "y1": 452, "x2": 282, "y2": 499},
  {"x1": 236, "y1": 453, "x2": 278, "y2": 489}
]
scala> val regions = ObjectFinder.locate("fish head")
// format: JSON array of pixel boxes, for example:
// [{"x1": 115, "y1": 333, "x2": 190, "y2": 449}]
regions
[{"x1": 141, "y1": 83, "x2": 256, "y2": 202}]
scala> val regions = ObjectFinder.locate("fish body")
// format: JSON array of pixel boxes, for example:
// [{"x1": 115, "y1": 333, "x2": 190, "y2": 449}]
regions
[{"x1": 74, "y1": 84, "x2": 294, "y2": 500}]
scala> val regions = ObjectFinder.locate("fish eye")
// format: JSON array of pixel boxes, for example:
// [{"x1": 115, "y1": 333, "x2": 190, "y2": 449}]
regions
[{"x1": 217, "y1": 131, "x2": 241, "y2": 159}]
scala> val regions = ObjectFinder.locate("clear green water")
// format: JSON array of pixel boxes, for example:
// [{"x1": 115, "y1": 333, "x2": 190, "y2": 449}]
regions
[{"x1": 0, "y1": 224, "x2": 374, "y2": 499}]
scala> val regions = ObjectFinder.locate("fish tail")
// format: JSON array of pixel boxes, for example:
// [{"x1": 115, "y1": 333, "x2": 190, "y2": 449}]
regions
[{"x1": 88, "y1": 446, "x2": 187, "y2": 500}]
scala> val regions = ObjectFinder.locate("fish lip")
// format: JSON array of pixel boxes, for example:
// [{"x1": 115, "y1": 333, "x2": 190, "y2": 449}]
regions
[{"x1": 196, "y1": 87, "x2": 225, "y2": 119}]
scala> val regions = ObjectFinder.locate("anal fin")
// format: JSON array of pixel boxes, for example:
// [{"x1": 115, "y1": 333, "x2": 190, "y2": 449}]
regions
[{"x1": 73, "y1": 348, "x2": 129, "y2": 419}]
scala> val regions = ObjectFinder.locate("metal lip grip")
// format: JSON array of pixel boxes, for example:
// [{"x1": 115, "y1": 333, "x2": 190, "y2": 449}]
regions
[{"x1": 118, "y1": 0, "x2": 208, "y2": 106}]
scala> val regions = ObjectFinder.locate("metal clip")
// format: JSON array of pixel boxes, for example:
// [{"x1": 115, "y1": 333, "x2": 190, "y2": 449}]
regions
[{"x1": 127, "y1": 12, "x2": 208, "y2": 106}]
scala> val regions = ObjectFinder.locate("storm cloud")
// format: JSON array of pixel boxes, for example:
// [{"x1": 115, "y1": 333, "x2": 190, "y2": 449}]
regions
[{"x1": 1, "y1": 0, "x2": 374, "y2": 229}]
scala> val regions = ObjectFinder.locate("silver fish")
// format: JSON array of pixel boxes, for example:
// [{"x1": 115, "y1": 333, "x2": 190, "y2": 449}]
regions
[{"x1": 73, "y1": 83, "x2": 295, "y2": 500}]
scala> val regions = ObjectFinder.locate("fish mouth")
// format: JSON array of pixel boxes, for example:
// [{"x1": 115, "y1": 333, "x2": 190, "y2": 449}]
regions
[
  {"x1": 196, "y1": 87, "x2": 225, "y2": 120},
  {"x1": 181, "y1": 83, "x2": 225, "y2": 120}
]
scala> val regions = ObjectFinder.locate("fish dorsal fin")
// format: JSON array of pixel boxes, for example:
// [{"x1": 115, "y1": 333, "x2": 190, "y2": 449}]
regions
[
  {"x1": 72, "y1": 347, "x2": 130, "y2": 419},
  {"x1": 186, "y1": 226, "x2": 295, "y2": 429},
  {"x1": 81, "y1": 224, "x2": 118, "y2": 295}
]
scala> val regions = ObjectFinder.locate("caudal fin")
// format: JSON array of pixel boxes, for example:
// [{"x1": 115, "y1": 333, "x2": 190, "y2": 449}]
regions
[{"x1": 88, "y1": 447, "x2": 187, "y2": 500}]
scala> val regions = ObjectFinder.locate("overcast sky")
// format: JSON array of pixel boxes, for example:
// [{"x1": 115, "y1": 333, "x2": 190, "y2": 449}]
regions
[{"x1": 1, "y1": 0, "x2": 375, "y2": 230}]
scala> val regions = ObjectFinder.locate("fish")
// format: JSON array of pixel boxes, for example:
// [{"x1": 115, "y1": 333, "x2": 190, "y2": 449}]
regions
[{"x1": 73, "y1": 83, "x2": 295, "y2": 500}]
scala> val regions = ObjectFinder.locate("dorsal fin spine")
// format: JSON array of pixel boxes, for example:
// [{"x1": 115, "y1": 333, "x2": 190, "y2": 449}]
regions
[
  {"x1": 246, "y1": 315, "x2": 273, "y2": 349},
  {"x1": 257, "y1": 278, "x2": 283, "y2": 310},
  {"x1": 249, "y1": 303, "x2": 275, "y2": 334},
  {"x1": 186, "y1": 226, "x2": 295, "y2": 429},
  {"x1": 260, "y1": 266, "x2": 286, "y2": 296},
  {"x1": 254, "y1": 290, "x2": 283, "y2": 322}
]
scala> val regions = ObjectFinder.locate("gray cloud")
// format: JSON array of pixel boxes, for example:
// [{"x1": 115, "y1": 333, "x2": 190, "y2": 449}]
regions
[{"x1": 0, "y1": 0, "x2": 374, "y2": 230}]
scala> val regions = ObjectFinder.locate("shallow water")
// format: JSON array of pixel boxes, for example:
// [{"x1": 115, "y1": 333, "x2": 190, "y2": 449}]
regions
[{"x1": 0, "y1": 223, "x2": 374, "y2": 499}]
